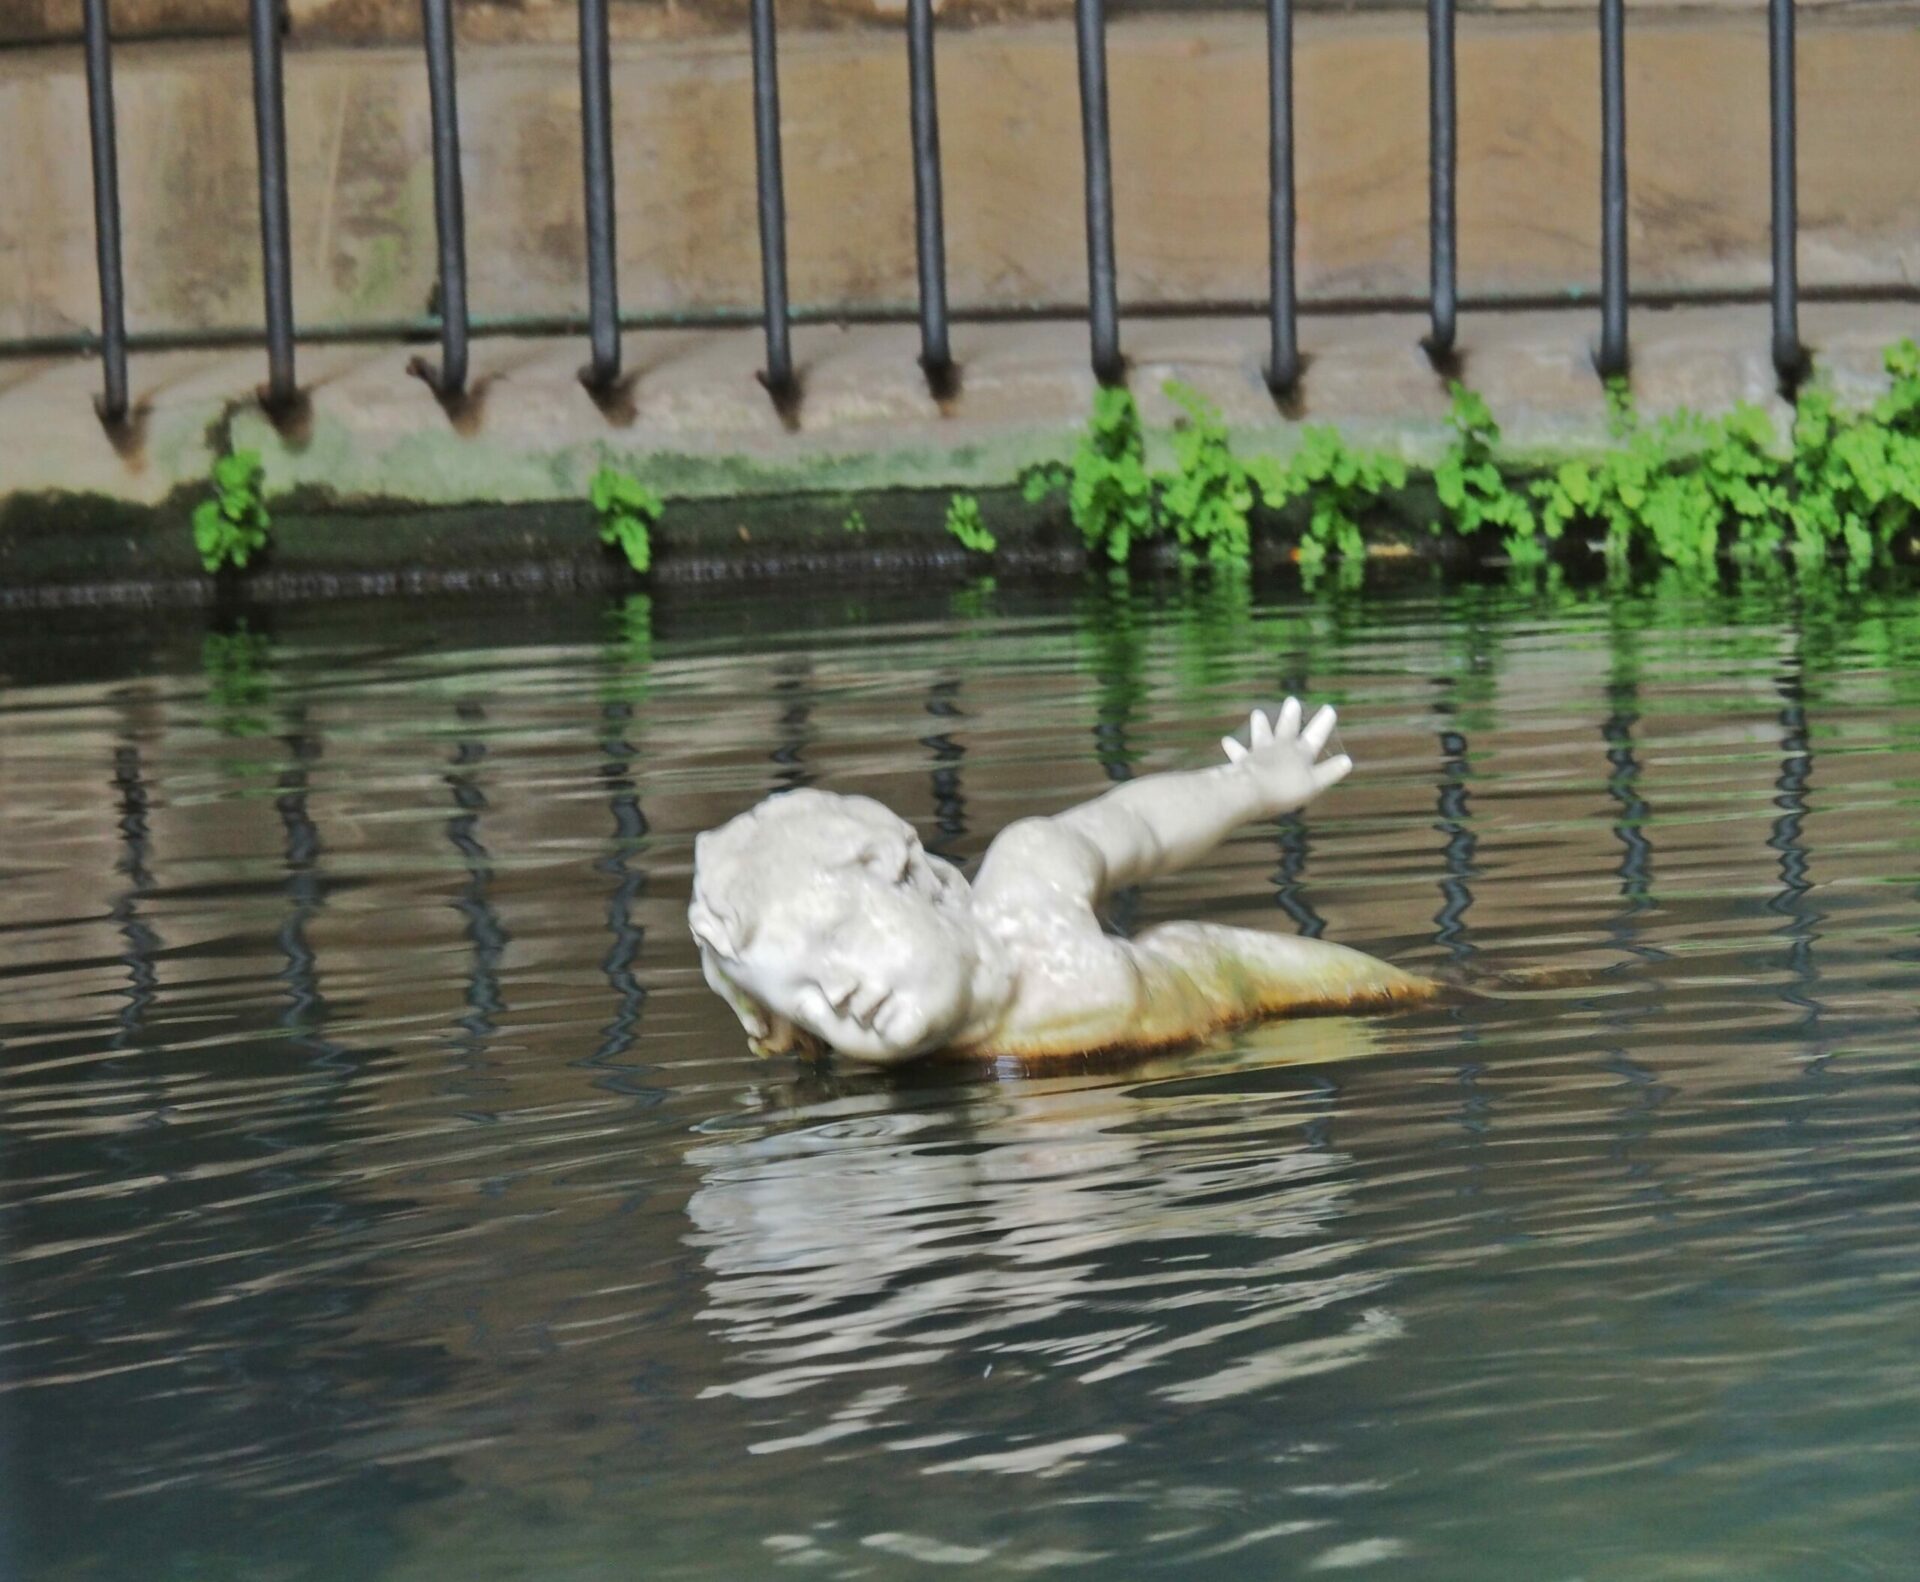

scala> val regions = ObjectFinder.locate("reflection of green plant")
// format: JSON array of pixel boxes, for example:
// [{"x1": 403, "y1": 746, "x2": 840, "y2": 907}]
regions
[
  {"x1": 1256, "y1": 426, "x2": 1407, "y2": 580},
  {"x1": 599, "y1": 592, "x2": 654, "y2": 707},
  {"x1": 192, "y1": 449, "x2": 271, "y2": 573},
  {"x1": 1168, "y1": 565, "x2": 1257, "y2": 703},
  {"x1": 944, "y1": 493, "x2": 997, "y2": 554},
  {"x1": 591, "y1": 465, "x2": 663, "y2": 574},
  {"x1": 950, "y1": 575, "x2": 998, "y2": 622},
  {"x1": 202, "y1": 623, "x2": 274, "y2": 738}
]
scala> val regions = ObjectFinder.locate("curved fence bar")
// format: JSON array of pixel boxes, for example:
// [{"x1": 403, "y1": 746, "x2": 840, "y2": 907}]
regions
[
  {"x1": 907, "y1": 0, "x2": 952, "y2": 383},
  {"x1": 1427, "y1": 0, "x2": 1457, "y2": 359},
  {"x1": 1769, "y1": 0, "x2": 1803, "y2": 383},
  {"x1": 247, "y1": 0, "x2": 296, "y2": 407},
  {"x1": 750, "y1": 0, "x2": 794, "y2": 395},
  {"x1": 1597, "y1": 0, "x2": 1629, "y2": 377},
  {"x1": 1266, "y1": 0, "x2": 1299, "y2": 394},
  {"x1": 419, "y1": 0, "x2": 469, "y2": 396},
  {"x1": 1074, "y1": 0, "x2": 1122, "y2": 382},
  {"x1": 579, "y1": 0, "x2": 622, "y2": 390},
  {"x1": 81, "y1": 0, "x2": 128, "y2": 423}
]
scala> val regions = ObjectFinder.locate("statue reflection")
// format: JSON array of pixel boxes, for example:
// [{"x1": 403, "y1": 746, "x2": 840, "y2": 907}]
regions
[{"x1": 684, "y1": 1017, "x2": 1406, "y2": 1462}]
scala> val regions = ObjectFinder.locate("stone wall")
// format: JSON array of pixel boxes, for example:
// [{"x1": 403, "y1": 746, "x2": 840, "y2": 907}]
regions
[
  {"x1": 4, "y1": 10, "x2": 1919, "y2": 345},
  {"x1": 0, "y1": 0, "x2": 1855, "y2": 48}
]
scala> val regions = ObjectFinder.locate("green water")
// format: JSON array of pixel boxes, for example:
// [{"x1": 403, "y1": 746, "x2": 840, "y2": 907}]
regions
[{"x1": 3, "y1": 572, "x2": 1919, "y2": 1580}]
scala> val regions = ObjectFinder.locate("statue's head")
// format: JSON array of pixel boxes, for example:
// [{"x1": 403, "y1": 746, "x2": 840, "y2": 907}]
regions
[{"x1": 688, "y1": 790, "x2": 980, "y2": 1063}]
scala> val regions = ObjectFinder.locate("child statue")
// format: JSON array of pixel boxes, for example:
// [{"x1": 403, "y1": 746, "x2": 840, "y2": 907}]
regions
[{"x1": 689, "y1": 700, "x2": 1436, "y2": 1066}]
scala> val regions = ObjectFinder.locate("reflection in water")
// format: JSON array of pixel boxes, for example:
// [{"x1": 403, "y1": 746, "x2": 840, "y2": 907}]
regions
[
  {"x1": 923, "y1": 677, "x2": 967, "y2": 857},
  {"x1": 1769, "y1": 666, "x2": 1820, "y2": 1021},
  {"x1": 277, "y1": 707, "x2": 329, "y2": 1035},
  {"x1": 5, "y1": 577, "x2": 1920, "y2": 1580},
  {"x1": 1084, "y1": 580, "x2": 1145, "y2": 785},
  {"x1": 687, "y1": 1018, "x2": 1400, "y2": 1460},
  {"x1": 771, "y1": 656, "x2": 815, "y2": 792},
  {"x1": 588, "y1": 696, "x2": 653, "y2": 1091},
  {"x1": 588, "y1": 594, "x2": 659, "y2": 1096},
  {"x1": 1270, "y1": 809, "x2": 1327, "y2": 939},
  {"x1": 109, "y1": 739, "x2": 160, "y2": 1049},
  {"x1": 447, "y1": 703, "x2": 508, "y2": 1091},
  {"x1": 1602, "y1": 617, "x2": 1661, "y2": 963}
]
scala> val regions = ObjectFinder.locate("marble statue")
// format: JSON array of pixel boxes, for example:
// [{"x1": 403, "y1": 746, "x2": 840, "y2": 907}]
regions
[{"x1": 689, "y1": 700, "x2": 1436, "y2": 1066}]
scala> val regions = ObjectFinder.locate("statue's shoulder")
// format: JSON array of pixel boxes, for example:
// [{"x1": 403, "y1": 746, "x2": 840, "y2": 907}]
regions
[{"x1": 972, "y1": 816, "x2": 1105, "y2": 913}]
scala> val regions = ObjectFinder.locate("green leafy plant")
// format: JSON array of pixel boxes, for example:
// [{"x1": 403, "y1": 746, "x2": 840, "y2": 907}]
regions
[
  {"x1": 192, "y1": 449, "x2": 271, "y2": 573},
  {"x1": 1016, "y1": 340, "x2": 1920, "y2": 584},
  {"x1": 1531, "y1": 389, "x2": 1727, "y2": 574},
  {"x1": 1024, "y1": 386, "x2": 1155, "y2": 564},
  {"x1": 1255, "y1": 426, "x2": 1407, "y2": 578},
  {"x1": 1436, "y1": 383, "x2": 1540, "y2": 562},
  {"x1": 1156, "y1": 382, "x2": 1260, "y2": 566},
  {"x1": 1699, "y1": 403, "x2": 1791, "y2": 565},
  {"x1": 591, "y1": 464, "x2": 663, "y2": 574},
  {"x1": 1785, "y1": 342, "x2": 1920, "y2": 570},
  {"x1": 842, "y1": 508, "x2": 868, "y2": 535},
  {"x1": 944, "y1": 493, "x2": 997, "y2": 554}
]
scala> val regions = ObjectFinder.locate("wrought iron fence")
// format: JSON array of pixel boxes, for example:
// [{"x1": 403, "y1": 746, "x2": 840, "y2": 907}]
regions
[{"x1": 64, "y1": 0, "x2": 1814, "y2": 424}]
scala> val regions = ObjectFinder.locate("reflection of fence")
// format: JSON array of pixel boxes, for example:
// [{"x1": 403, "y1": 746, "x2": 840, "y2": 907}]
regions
[{"x1": 63, "y1": 1, "x2": 1805, "y2": 418}]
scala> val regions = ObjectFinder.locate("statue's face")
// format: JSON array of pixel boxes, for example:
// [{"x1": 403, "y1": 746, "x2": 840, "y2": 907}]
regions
[
  {"x1": 690, "y1": 792, "x2": 986, "y2": 1064},
  {"x1": 728, "y1": 856, "x2": 977, "y2": 1063}
]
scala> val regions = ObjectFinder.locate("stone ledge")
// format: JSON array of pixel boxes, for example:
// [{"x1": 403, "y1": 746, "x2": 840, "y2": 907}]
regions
[{"x1": 0, "y1": 301, "x2": 1910, "y2": 601}]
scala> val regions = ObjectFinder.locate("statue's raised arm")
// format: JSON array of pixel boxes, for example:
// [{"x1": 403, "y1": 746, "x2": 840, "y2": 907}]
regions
[
  {"x1": 689, "y1": 701, "x2": 1436, "y2": 1067},
  {"x1": 983, "y1": 701, "x2": 1352, "y2": 910}
]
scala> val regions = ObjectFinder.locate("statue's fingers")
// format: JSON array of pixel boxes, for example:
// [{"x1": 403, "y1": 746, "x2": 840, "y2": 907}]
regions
[
  {"x1": 1275, "y1": 696, "x2": 1303, "y2": 742},
  {"x1": 1249, "y1": 709, "x2": 1275, "y2": 748},
  {"x1": 1302, "y1": 704, "x2": 1338, "y2": 755},
  {"x1": 1311, "y1": 752, "x2": 1353, "y2": 791},
  {"x1": 1222, "y1": 735, "x2": 1250, "y2": 764}
]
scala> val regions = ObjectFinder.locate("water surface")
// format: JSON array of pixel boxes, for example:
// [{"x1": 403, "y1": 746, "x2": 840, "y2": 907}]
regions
[{"x1": 4, "y1": 574, "x2": 1918, "y2": 1580}]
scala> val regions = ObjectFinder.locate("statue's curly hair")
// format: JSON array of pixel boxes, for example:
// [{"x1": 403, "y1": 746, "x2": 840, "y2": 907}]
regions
[{"x1": 688, "y1": 789, "x2": 922, "y2": 959}]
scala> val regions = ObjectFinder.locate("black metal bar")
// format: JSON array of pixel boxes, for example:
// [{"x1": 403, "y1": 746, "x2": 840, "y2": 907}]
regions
[
  {"x1": 419, "y1": 0, "x2": 468, "y2": 395},
  {"x1": 907, "y1": 0, "x2": 951, "y2": 382},
  {"x1": 1427, "y1": 0, "x2": 1457, "y2": 358},
  {"x1": 81, "y1": 0, "x2": 128, "y2": 423},
  {"x1": 1266, "y1": 0, "x2": 1298, "y2": 393},
  {"x1": 1074, "y1": 0, "x2": 1122, "y2": 381},
  {"x1": 749, "y1": 0, "x2": 794, "y2": 395},
  {"x1": 1597, "y1": 0, "x2": 1629, "y2": 377},
  {"x1": 248, "y1": 0, "x2": 296, "y2": 406},
  {"x1": 1769, "y1": 0, "x2": 1803, "y2": 382},
  {"x1": 579, "y1": 0, "x2": 622, "y2": 389}
]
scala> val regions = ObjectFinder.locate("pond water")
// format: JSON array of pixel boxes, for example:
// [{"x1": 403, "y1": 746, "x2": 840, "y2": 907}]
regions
[{"x1": 4, "y1": 572, "x2": 1919, "y2": 1581}]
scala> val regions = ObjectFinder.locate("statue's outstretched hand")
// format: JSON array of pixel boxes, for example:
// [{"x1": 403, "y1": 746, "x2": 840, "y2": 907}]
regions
[{"x1": 1220, "y1": 699, "x2": 1353, "y2": 814}]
